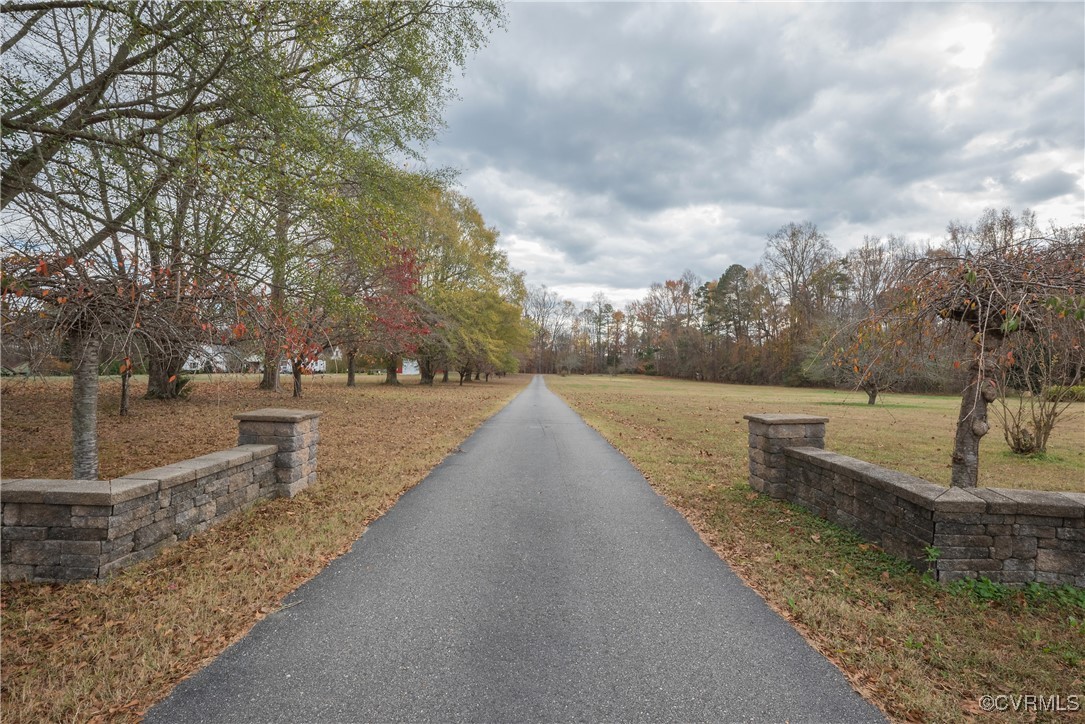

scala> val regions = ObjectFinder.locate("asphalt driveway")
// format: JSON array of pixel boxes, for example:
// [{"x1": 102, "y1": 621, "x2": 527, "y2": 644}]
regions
[{"x1": 146, "y1": 375, "x2": 883, "y2": 723}]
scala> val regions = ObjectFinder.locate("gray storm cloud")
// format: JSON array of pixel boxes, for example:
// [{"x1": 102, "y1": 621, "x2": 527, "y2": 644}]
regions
[{"x1": 426, "y1": 2, "x2": 1084, "y2": 305}]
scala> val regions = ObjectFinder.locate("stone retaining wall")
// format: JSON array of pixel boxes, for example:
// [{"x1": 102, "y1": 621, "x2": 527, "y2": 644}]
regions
[
  {"x1": 1, "y1": 408, "x2": 321, "y2": 583},
  {"x1": 745, "y1": 414, "x2": 1084, "y2": 587}
]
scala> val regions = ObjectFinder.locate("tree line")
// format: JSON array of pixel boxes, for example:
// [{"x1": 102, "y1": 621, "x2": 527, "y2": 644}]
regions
[
  {"x1": 1, "y1": 0, "x2": 527, "y2": 480},
  {"x1": 523, "y1": 209, "x2": 1085, "y2": 485}
]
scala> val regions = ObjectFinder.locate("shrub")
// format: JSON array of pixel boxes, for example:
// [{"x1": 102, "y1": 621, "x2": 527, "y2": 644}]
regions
[{"x1": 1044, "y1": 385, "x2": 1085, "y2": 402}]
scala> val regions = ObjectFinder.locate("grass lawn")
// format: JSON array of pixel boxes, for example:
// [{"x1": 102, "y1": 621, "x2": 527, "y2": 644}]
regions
[
  {"x1": 547, "y1": 374, "x2": 1084, "y2": 722},
  {"x1": 549, "y1": 374, "x2": 1083, "y2": 493},
  {"x1": 2, "y1": 372, "x2": 1082, "y2": 722},
  {"x1": 0, "y1": 372, "x2": 530, "y2": 723}
]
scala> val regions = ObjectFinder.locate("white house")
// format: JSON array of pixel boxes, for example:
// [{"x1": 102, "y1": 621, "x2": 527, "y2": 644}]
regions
[{"x1": 182, "y1": 345, "x2": 228, "y2": 373}]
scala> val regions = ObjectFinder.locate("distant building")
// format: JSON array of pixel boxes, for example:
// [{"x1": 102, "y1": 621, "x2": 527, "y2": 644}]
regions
[
  {"x1": 182, "y1": 345, "x2": 229, "y2": 373},
  {"x1": 279, "y1": 358, "x2": 327, "y2": 375},
  {"x1": 183, "y1": 345, "x2": 258, "y2": 374}
]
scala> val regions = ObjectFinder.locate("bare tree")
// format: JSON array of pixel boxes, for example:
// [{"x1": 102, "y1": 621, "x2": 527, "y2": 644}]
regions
[
  {"x1": 991, "y1": 326, "x2": 1084, "y2": 455},
  {"x1": 762, "y1": 221, "x2": 838, "y2": 370},
  {"x1": 899, "y1": 216, "x2": 1085, "y2": 486},
  {"x1": 525, "y1": 284, "x2": 560, "y2": 372}
]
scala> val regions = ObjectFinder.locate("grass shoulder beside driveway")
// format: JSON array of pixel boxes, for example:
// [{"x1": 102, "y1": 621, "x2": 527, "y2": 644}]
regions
[
  {"x1": 548, "y1": 374, "x2": 1084, "y2": 723},
  {"x1": 0, "y1": 373, "x2": 529, "y2": 723}
]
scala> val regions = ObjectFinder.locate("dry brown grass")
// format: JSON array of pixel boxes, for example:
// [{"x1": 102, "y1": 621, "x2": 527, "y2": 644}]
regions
[
  {"x1": 548, "y1": 374, "x2": 1085, "y2": 723},
  {"x1": 2, "y1": 373, "x2": 1081, "y2": 722},
  {"x1": 547, "y1": 374, "x2": 1084, "y2": 493},
  {"x1": 0, "y1": 372, "x2": 529, "y2": 723}
]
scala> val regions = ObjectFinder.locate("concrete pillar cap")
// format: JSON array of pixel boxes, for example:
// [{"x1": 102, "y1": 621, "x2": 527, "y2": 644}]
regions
[
  {"x1": 743, "y1": 413, "x2": 828, "y2": 424},
  {"x1": 234, "y1": 408, "x2": 321, "y2": 423}
]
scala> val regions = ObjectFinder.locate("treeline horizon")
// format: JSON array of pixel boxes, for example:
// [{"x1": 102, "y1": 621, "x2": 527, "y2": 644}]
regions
[{"x1": 520, "y1": 207, "x2": 1084, "y2": 400}]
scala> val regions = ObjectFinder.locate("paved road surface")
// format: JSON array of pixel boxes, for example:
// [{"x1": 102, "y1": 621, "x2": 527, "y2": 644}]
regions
[{"x1": 146, "y1": 376, "x2": 884, "y2": 723}]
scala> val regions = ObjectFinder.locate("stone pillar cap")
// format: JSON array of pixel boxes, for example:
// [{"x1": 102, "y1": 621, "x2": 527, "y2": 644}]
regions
[
  {"x1": 234, "y1": 408, "x2": 322, "y2": 423},
  {"x1": 744, "y1": 413, "x2": 829, "y2": 424}
]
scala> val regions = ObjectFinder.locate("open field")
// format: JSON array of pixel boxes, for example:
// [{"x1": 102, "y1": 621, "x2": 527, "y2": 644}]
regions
[
  {"x1": 0, "y1": 373, "x2": 529, "y2": 723},
  {"x1": 548, "y1": 374, "x2": 1084, "y2": 722},
  {"x1": 550, "y1": 374, "x2": 1084, "y2": 493}
]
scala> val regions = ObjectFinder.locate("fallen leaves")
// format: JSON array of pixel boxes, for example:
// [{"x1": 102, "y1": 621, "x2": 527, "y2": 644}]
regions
[
  {"x1": 547, "y1": 374, "x2": 1085, "y2": 723},
  {"x1": 0, "y1": 373, "x2": 529, "y2": 723}
]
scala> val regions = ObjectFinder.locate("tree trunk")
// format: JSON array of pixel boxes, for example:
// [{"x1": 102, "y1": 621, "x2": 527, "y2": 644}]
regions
[
  {"x1": 474, "y1": 370, "x2": 481, "y2": 381},
  {"x1": 71, "y1": 327, "x2": 101, "y2": 480},
  {"x1": 865, "y1": 384, "x2": 878, "y2": 406},
  {"x1": 120, "y1": 366, "x2": 131, "y2": 416},
  {"x1": 346, "y1": 350, "x2": 356, "y2": 387},
  {"x1": 951, "y1": 352, "x2": 996, "y2": 488},
  {"x1": 419, "y1": 356, "x2": 435, "y2": 385},
  {"x1": 292, "y1": 363, "x2": 302, "y2": 398},
  {"x1": 145, "y1": 349, "x2": 186, "y2": 399},
  {"x1": 262, "y1": 181, "x2": 289, "y2": 391},
  {"x1": 384, "y1": 358, "x2": 400, "y2": 385},
  {"x1": 260, "y1": 347, "x2": 281, "y2": 391},
  {"x1": 441, "y1": 369, "x2": 449, "y2": 383}
]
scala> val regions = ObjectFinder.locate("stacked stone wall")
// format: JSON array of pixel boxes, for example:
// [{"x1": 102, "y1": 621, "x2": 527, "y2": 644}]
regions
[
  {"x1": 745, "y1": 414, "x2": 1084, "y2": 587},
  {"x1": 2, "y1": 408, "x2": 320, "y2": 583},
  {"x1": 236, "y1": 408, "x2": 320, "y2": 498}
]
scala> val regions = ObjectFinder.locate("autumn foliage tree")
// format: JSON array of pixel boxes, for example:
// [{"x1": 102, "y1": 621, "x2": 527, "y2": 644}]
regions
[
  {"x1": 825, "y1": 236, "x2": 937, "y2": 405},
  {"x1": 0, "y1": 251, "x2": 243, "y2": 478},
  {"x1": 525, "y1": 209, "x2": 1080, "y2": 494},
  {"x1": 894, "y1": 215, "x2": 1085, "y2": 486},
  {"x1": 411, "y1": 188, "x2": 527, "y2": 384},
  {"x1": 1, "y1": 0, "x2": 503, "y2": 476},
  {"x1": 359, "y1": 249, "x2": 429, "y2": 386}
]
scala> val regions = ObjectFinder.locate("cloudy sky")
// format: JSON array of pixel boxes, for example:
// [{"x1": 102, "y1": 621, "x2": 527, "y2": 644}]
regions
[{"x1": 425, "y1": 2, "x2": 1084, "y2": 306}]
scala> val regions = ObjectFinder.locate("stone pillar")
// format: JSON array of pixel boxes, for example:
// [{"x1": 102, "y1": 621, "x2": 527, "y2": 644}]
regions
[
  {"x1": 743, "y1": 413, "x2": 828, "y2": 499},
  {"x1": 235, "y1": 409, "x2": 321, "y2": 498}
]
